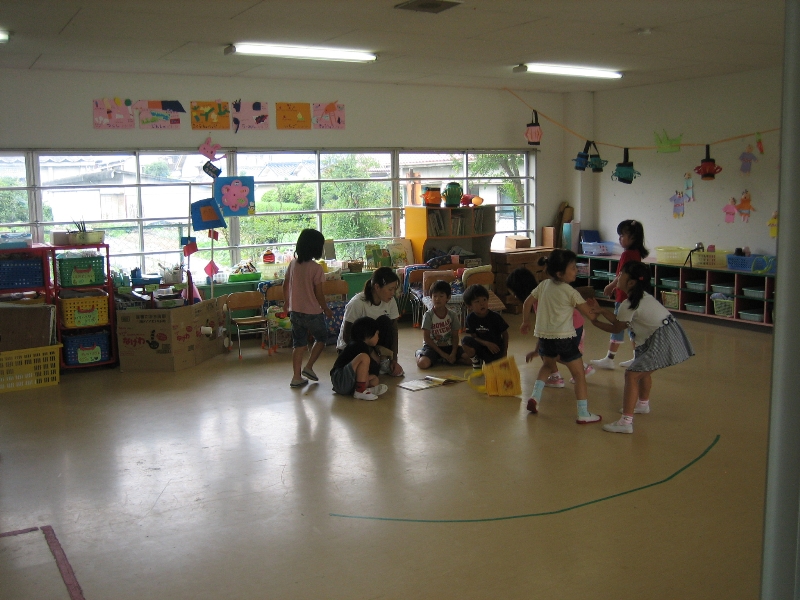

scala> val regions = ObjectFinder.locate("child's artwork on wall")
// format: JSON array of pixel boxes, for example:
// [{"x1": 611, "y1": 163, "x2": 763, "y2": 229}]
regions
[
  {"x1": 232, "y1": 100, "x2": 269, "y2": 133},
  {"x1": 213, "y1": 176, "x2": 256, "y2": 217},
  {"x1": 276, "y1": 103, "x2": 312, "y2": 130},
  {"x1": 739, "y1": 144, "x2": 758, "y2": 174},
  {"x1": 133, "y1": 100, "x2": 185, "y2": 129},
  {"x1": 723, "y1": 198, "x2": 737, "y2": 223},
  {"x1": 669, "y1": 191, "x2": 686, "y2": 218},
  {"x1": 737, "y1": 189, "x2": 755, "y2": 222},
  {"x1": 93, "y1": 98, "x2": 134, "y2": 129},
  {"x1": 683, "y1": 172, "x2": 694, "y2": 202},
  {"x1": 312, "y1": 101, "x2": 345, "y2": 129},
  {"x1": 190, "y1": 101, "x2": 231, "y2": 130},
  {"x1": 768, "y1": 210, "x2": 778, "y2": 237}
]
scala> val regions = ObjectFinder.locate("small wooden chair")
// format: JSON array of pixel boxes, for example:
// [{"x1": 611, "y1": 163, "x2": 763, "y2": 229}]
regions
[{"x1": 226, "y1": 290, "x2": 269, "y2": 359}]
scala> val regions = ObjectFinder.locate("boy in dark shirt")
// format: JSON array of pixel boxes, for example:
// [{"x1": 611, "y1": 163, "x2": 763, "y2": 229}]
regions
[
  {"x1": 330, "y1": 316, "x2": 389, "y2": 401},
  {"x1": 461, "y1": 284, "x2": 509, "y2": 368}
]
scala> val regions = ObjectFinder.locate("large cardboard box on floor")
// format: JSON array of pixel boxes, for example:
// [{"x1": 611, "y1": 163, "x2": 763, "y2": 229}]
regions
[{"x1": 116, "y1": 297, "x2": 225, "y2": 372}]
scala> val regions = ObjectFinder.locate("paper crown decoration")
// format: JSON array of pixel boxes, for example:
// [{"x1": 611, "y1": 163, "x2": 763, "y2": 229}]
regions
[
  {"x1": 654, "y1": 130, "x2": 682, "y2": 153},
  {"x1": 694, "y1": 145, "x2": 722, "y2": 180},
  {"x1": 525, "y1": 110, "x2": 542, "y2": 145},
  {"x1": 611, "y1": 148, "x2": 641, "y2": 184}
]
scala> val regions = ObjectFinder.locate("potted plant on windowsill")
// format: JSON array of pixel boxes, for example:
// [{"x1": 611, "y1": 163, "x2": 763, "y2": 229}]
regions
[{"x1": 67, "y1": 220, "x2": 105, "y2": 245}]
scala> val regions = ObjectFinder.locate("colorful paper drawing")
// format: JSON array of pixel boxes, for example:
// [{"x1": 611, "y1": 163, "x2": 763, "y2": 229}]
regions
[
  {"x1": 683, "y1": 173, "x2": 694, "y2": 202},
  {"x1": 190, "y1": 101, "x2": 231, "y2": 130},
  {"x1": 93, "y1": 98, "x2": 134, "y2": 129},
  {"x1": 768, "y1": 210, "x2": 778, "y2": 237},
  {"x1": 190, "y1": 198, "x2": 227, "y2": 231},
  {"x1": 312, "y1": 101, "x2": 345, "y2": 129},
  {"x1": 276, "y1": 103, "x2": 312, "y2": 130},
  {"x1": 737, "y1": 189, "x2": 755, "y2": 222},
  {"x1": 213, "y1": 176, "x2": 256, "y2": 217},
  {"x1": 669, "y1": 191, "x2": 685, "y2": 218},
  {"x1": 739, "y1": 145, "x2": 758, "y2": 174},
  {"x1": 232, "y1": 100, "x2": 270, "y2": 133},
  {"x1": 133, "y1": 100, "x2": 185, "y2": 129},
  {"x1": 723, "y1": 198, "x2": 737, "y2": 223}
]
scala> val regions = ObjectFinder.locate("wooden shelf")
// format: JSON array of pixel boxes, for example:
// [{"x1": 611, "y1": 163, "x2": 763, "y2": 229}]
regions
[{"x1": 405, "y1": 205, "x2": 496, "y2": 265}]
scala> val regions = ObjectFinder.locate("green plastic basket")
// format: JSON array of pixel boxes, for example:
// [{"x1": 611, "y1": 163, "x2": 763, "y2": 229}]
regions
[
  {"x1": 228, "y1": 272, "x2": 262, "y2": 282},
  {"x1": 57, "y1": 255, "x2": 105, "y2": 287}
]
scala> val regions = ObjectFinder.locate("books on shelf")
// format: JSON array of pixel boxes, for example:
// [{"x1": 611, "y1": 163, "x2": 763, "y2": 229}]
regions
[
  {"x1": 398, "y1": 374, "x2": 466, "y2": 392},
  {"x1": 450, "y1": 215, "x2": 465, "y2": 236},
  {"x1": 474, "y1": 209, "x2": 484, "y2": 233},
  {"x1": 427, "y1": 211, "x2": 445, "y2": 236}
]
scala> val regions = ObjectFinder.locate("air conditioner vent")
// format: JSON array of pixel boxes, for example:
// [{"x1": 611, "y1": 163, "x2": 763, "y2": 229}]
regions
[{"x1": 394, "y1": 1, "x2": 462, "y2": 14}]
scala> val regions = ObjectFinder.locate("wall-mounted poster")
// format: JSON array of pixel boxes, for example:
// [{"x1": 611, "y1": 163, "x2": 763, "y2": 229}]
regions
[
  {"x1": 232, "y1": 100, "x2": 269, "y2": 133},
  {"x1": 213, "y1": 176, "x2": 256, "y2": 217},
  {"x1": 93, "y1": 98, "x2": 134, "y2": 129},
  {"x1": 134, "y1": 100, "x2": 185, "y2": 129},
  {"x1": 190, "y1": 100, "x2": 231, "y2": 130},
  {"x1": 276, "y1": 102, "x2": 312, "y2": 130},
  {"x1": 312, "y1": 101, "x2": 345, "y2": 129}
]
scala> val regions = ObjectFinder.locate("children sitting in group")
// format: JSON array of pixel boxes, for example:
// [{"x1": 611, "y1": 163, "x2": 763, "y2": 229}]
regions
[
  {"x1": 415, "y1": 279, "x2": 472, "y2": 369},
  {"x1": 461, "y1": 283, "x2": 509, "y2": 369},
  {"x1": 329, "y1": 316, "x2": 390, "y2": 401}
]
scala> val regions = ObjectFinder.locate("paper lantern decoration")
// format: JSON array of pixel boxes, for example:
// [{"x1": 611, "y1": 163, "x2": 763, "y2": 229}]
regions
[
  {"x1": 525, "y1": 110, "x2": 542, "y2": 145},
  {"x1": 573, "y1": 140, "x2": 591, "y2": 171},
  {"x1": 190, "y1": 198, "x2": 227, "y2": 231},
  {"x1": 694, "y1": 145, "x2": 722, "y2": 180},
  {"x1": 611, "y1": 148, "x2": 640, "y2": 184},
  {"x1": 588, "y1": 142, "x2": 608, "y2": 173}
]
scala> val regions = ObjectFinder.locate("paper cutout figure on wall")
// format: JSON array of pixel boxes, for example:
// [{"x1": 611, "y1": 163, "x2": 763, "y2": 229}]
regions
[
  {"x1": 190, "y1": 101, "x2": 231, "y2": 130},
  {"x1": 768, "y1": 210, "x2": 778, "y2": 237},
  {"x1": 213, "y1": 176, "x2": 256, "y2": 217},
  {"x1": 723, "y1": 198, "x2": 737, "y2": 223},
  {"x1": 199, "y1": 137, "x2": 223, "y2": 161},
  {"x1": 232, "y1": 100, "x2": 270, "y2": 133},
  {"x1": 737, "y1": 190, "x2": 755, "y2": 222},
  {"x1": 739, "y1": 144, "x2": 758, "y2": 174},
  {"x1": 276, "y1": 103, "x2": 312, "y2": 130},
  {"x1": 654, "y1": 130, "x2": 682, "y2": 153},
  {"x1": 93, "y1": 98, "x2": 134, "y2": 129},
  {"x1": 683, "y1": 172, "x2": 694, "y2": 202},
  {"x1": 756, "y1": 133, "x2": 765, "y2": 154},
  {"x1": 133, "y1": 100, "x2": 185, "y2": 129},
  {"x1": 190, "y1": 198, "x2": 227, "y2": 231},
  {"x1": 669, "y1": 191, "x2": 686, "y2": 218},
  {"x1": 312, "y1": 101, "x2": 345, "y2": 129}
]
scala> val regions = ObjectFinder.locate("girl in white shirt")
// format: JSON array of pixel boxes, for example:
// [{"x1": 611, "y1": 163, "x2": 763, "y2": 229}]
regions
[{"x1": 590, "y1": 261, "x2": 694, "y2": 434}]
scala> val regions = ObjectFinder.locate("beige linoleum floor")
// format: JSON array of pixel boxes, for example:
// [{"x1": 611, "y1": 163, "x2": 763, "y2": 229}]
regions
[{"x1": 0, "y1": 313, "x2": 771, "y2": 600}]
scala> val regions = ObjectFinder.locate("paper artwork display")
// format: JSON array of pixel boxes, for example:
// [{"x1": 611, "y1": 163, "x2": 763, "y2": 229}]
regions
[
  {"x1": 213, "y1": 176, "x2": 256, "y2": 217},
  {"x1": 683, "y1": 173, "x2": 694, "y2": 202},
  {"x1": 232, "y1": 100, "x2": 270, "y2": 133},
  {"x1": 768, "y1": 210, "x2": 778, "y2": 237},
  {"x1": 312, "y1": 101, "x2": 345, "y2": 129},
  {"x1": 669, "y1": 191, "x2": 686, "y2": 218},
  {"x1": 739, "y1": 145, "x2": 758, "y2": 174},
  {"x1": 93, "y1": 98, "x2": 134, "y2": 129},
  {"x1": 737, "y1": 189, "x2": 755, "y2": 222},
  {"x1": 190, "y1": 101, "x2": 231, "y2": 130},
  {"x1": 276, "y1": 103, "x2": 312, "y2": 130},
  {"x1": 723, "y1": 198, "x2": 737, "y2": 223},
  {"x1": 199, "y1": 137, "x2": 223, "y2": 161},
  {"x1": 190, "y1": 198, "x2": 227, "y2": 231},
  {"x1": 133, "y1": 100, "x2": 185, "y2": 129}
]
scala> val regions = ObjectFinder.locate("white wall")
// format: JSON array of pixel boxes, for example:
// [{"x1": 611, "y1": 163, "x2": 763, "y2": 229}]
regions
[{"x1": 593, "y1": 68, "x2": 782, "y2": 256}]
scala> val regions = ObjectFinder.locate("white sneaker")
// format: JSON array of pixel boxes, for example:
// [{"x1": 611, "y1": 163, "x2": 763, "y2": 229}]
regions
[
  {"x1": 603, "y1": 419, "x2": 633, "y2": 434},
  {"x1": 576, "y1": 412, "x2": 601, "y2": 424},
  {"x1": 619, "y1": 358, "x2": 635, "y2": 368},
  {"x1": 367, "y1": 384, "x2": 389, "y2": 396},
  {"x1": 590, "y1": 357, "x2": 616, "y2": 370},
  {"x1": 354, "y1": 390, "x2": 379, "y2": 401},
  {"x1": 618, "y1": 400, "x2": 650, "y2": 414}
]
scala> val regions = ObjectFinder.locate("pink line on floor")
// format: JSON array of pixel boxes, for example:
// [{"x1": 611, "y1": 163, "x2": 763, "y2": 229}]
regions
[
  {"x1": 41, "y1": 525, "x2": 85, "y2": 600},
  {"x1": 0, "y1": 527, "x2": 39, "y2": 537}
]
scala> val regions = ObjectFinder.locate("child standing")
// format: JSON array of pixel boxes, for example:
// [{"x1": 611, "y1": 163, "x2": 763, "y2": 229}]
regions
[
  {"x1": 589, "y1": 261, "x2": 694, "y2": 433},
  {"x1": 461, "y1": 284, "x2": 509, "y2": 368},
  {"x1": 284, "y1": 229, "x2": 334, "y2": 388},
  {"x1": 590, "y1": 219, "x2": 649, "y2": 370},
  {"x1": 415, "y1": 280, "x2": 471, "y2": 369},
  {"x1": 520, "y1": 250, "x2": 601, "y2": 424},
  {"x1": 330, "y1": 317, "x2": 389, "y2": 401}
]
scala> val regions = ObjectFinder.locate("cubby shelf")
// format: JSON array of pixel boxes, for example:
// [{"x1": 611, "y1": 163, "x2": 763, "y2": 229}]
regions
[{"x1": 405, "y1": 205, "x2": 496, "y2": 265}]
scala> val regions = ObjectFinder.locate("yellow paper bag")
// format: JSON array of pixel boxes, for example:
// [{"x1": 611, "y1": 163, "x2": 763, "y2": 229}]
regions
[{"x1": 467, "y1": 355, "x2": 522, "y2": 397}]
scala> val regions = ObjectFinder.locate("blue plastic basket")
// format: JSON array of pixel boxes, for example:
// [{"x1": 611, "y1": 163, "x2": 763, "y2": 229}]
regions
[
  {"x1": 63, "y1": 331, "x2": 111, "y2": 366},
  {"x1": 0, "y1": 259, "x2": 44, "y2": 288},
  {"x1": 726, "y1": 254, "x2": 777, "y2": 275}
]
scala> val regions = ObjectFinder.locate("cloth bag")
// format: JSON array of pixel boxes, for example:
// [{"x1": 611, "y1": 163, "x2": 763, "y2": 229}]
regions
[{"x1": 467, "y1": 355, "x2": 522, "y2": 396}]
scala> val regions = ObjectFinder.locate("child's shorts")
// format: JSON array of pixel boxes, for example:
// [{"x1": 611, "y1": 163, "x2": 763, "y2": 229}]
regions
[
  {"x1": 538, "y1": 336, "x2": 582, "y2": 364},
  {"x1": 331, "y1": 363, "x2": 357, "y2": 395},
  {"x1": 290, "y1": 312, "x2": 328, "y2": 348},
  {"x1": 462, "y1": 335, "x2": 505, "y2": 364},
  {"x1": 415, "y1": 344, "x2": 464, "y2": 365}
]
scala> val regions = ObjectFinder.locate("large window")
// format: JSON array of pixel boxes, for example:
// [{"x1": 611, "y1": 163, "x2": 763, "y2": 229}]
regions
[{"x1": 0, "y1": 149, "x2": 535, "y2": 278}]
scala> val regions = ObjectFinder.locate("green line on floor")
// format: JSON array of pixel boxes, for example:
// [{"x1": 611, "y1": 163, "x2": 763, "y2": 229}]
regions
[{"x1": 330, "y1": 434, "x2": 720, "y2": 523}]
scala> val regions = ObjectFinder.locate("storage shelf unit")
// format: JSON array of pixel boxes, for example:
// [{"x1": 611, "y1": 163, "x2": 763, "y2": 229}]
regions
[
  {"x1": 0, "y1": 244, "x2": 54, "y2": 301},
  {"x1": 577, "y1": 254, "x2": 775, "y2": 327},
  {"x1": 405, "y1": 205, "x2": 496, "y2": 265}
]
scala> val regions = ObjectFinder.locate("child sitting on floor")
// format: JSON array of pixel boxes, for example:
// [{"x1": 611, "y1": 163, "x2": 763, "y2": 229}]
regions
[
  {"x1": 330, "y1": 316, "x2": 389, "y2": 401},
  {"x1": 415, "y1": 279, "x2": 472, "y2": 369},
  {"x1": 461, "y1": 283, "x2": 509, "y2": 369}
]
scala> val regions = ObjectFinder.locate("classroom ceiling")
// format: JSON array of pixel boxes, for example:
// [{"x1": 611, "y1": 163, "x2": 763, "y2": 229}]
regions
[{"x1": 0, "y1": 0, "x2": 786, "y2": 93}]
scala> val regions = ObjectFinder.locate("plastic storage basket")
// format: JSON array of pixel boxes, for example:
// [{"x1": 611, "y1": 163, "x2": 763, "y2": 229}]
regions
[
  {"x1": 661, "y1": 278, "x2": 680, "y2": 289},
  {"x1": 63, "y1": 331, "x2": 111, "y2": 366},
  {"x1": 581, "y1": 241, "x2": 616, "y2": 256},
  {"x1": 713, "y1": 298, "x2": 734, "y2": 317},
  {"x1": 60, "y1": 293, "x2": 109, "y2": 328},
  {"x1": 576, "y1": 263, "x2": 589, "y2": 277},
  {"x1": 685, "y1": 302, "x2": 706, "y2": 314},
  {"x1": 691, "y1": 251, "x2": 731, "y2": 268},
  {"x1": 593, "y1": 270, "x2": 613, "y2": 279},
  {"x1": 661, "y1": 291, "x2": 679, "y2": 309},
  {"x1": 656, "y1": 246, "x2": 692, "y2": 264},
  {"x1": 726, "y1": 254, "x2": 777, "y2": 275},
  {"x1": 228, "y1": 272, "x2": 262, "y2": 282},
  {"x1": 742, "y1": 287, "x2": 765, "y2": 299},
  {"x1": 115, "y1": 294, "x2": 148, "y2": 311},
  {"x1": 0, "y1": 344, "x2": 61, "y2": 393},
  {"x1": 56, "y1": 255, "x2": 105, "y2": 287},
  {"x1": 0, "y1": 258, "x2": 44, "y2": 289},
  {"x1": 738, "y1": 310, "x2": 764, "y2": 323},
  {"x1": 711, "y1": 283, "x2": 735, "y2": 295},
  {"x1": 685, "y1": 280, "x2": 707, "y2": 292}
]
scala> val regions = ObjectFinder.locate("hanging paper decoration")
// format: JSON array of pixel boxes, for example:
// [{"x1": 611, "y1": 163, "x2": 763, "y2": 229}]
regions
[
  {"x1": 737, "y1": 190, "x2": 755, "y2": 222},
  {"x1": 669, "y1": 191, "x2": 686, "y2": 218},
  {"x1": 183, "y1": 241, "x2": 199, "y2": 257},
  {"x1": 723, "y1": 198, "x2": 737, "y2": 223},
  {"x1": 739, "y1": 144, "x2": 758, "y2": 174},
  {"x1": 768, "y1": 210, "x2": 778, "y2": 237},
  {"x1": 694, "y1": 145, "x2": 722, "y2": 180},
  {"x1": 611, "y1": 148, "x2": 640, "y2": 184},
  {"x1": 208, "y1": 229, "x2": 219, "y2": 241},
  {"x1": 190, "y1": 198, "x2": 227, "y2": 231},
  {"x1": 683, "y1": 173, "x2": 694, "y2": 202},
  {"x1": 199, "y1": 137, "x2": 223, "y2": 161},
  {"x1": 133, "y1": 100, "x2": 185, "y2": 130},
  {"x1": 654, "y1": 130, "x2": 682, "y2": 153},
  {"x1": 756, "y1": 133, "x2": 765, "y2": 154},
  {"x1": 573, "y1": 140, "x2": 591, "y2": 170},
  {"x1": 204, "y1": 261, "x2": 220, "y2": 277},
  {"x1": 525, "y1": 110, "x2": 542, "y2": 145},
  {"x1": 587, "y1": 142, "x2": 607, "y2": 173},
  {"x1": 202, "y1": 161, "x2": 221, "y2": 179},
  {"x1": 232, "y1": 99, "x2": 270, "y2": 133},
  {"x1": 213, "y1": 176, "x2": 256, "y2": 217}
]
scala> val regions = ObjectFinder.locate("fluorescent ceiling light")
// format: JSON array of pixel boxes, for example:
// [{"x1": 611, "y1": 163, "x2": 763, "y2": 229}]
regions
[
  {"x1": 0, "y1": 31, "x2": 9, "y2": 43},
  {"x1": 225, "y1": 43, "x2": 376, "y2": 63},
  {"x1": 524, "y1": 63, "x2": 622, "y2": 79}
]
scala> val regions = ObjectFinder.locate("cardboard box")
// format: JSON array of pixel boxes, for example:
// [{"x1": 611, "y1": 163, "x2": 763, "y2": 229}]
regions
[
  {"x1": 0, "y1": 305, "x2": 56, "y2": 351},
  {"x1": 505, "y1": 235, "x2": 531, "y2": 249},
  {"x1": 541, "y1": 226, "x2": 555, "y2": 248},
  {"x1": 116, "y1": 297, "x2": 225, "y2": 372}
]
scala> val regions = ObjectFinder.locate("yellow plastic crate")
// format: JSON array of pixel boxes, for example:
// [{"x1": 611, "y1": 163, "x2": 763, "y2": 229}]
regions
[
  {"x1": 60, "y1": 294, "x2": 109, "y2": 328},
  {"x1": 655, "y1": 246, "x2": 692, "y2": 264},
  {"x1": 691, "y1": 251, "x2": 731, "y2": 268},
  {"x1": 0, "y1": 344, "x2": 61, "y2": 393},
  {"x1": 661, "y1": 290, "x2": 679, "y2": 309},
  {"x1": 713, "y1": 298, "x2": 734, "y2": 318}
]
